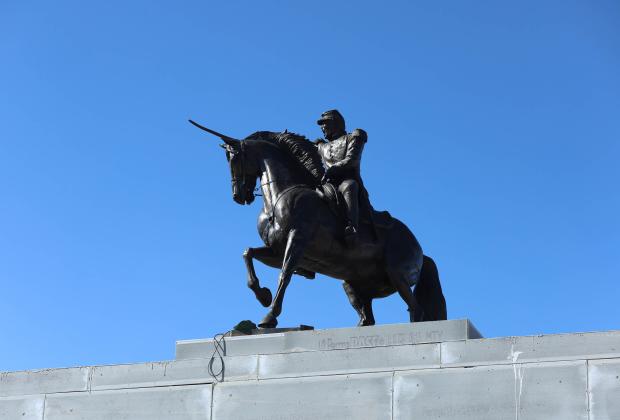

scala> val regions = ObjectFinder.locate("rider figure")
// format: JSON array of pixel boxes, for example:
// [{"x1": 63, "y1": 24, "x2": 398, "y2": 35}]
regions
[{"x1": 316, "y1": 110, "x2": 368, "y2": 241}]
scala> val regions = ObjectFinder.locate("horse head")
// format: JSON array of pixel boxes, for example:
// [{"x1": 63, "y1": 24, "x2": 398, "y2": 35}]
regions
[
  {"x1": 222, "y1": 140, "x2": 259, "y2": 205},
  {"x1": 189, "y1": 119, "x2": 259, "y2": 205}
]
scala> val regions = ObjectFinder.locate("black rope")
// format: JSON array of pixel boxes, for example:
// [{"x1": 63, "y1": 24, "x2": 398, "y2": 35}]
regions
[
  {"x1": 208, "y1": 330, "x2": 231, "y2": 383},
  {"x1": 207, "y1": 321, "x2": 257, "y2": 383}
]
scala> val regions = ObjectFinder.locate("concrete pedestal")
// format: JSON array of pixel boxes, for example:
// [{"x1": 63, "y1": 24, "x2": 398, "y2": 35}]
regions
[{"x1": 2, "y1": 319, "x2": 620, "y2": 419}]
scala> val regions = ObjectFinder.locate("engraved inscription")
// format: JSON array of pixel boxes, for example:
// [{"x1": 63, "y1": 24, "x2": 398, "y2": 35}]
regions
[{"x1": 318, "y1": 330, "x2": 444, "y2": 350}]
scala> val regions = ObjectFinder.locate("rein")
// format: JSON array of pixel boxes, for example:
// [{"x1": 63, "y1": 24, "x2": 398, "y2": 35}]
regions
[
  {"x1": 231, "y1": 141, "x2": 249, "y2": 192},
  {"x1": 268, "y1": 184, "x2": 306, "y2": 224},
  {"x1": 253, "y1": 180, "x2": 275, "y2": 196}
]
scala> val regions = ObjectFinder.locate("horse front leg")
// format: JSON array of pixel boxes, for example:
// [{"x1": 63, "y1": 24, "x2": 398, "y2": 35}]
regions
[
  {"x1": 243, "y1": 246, "x2": 279, "y2": 307},
  {"x1": 258, "y1": 229, "x2": 308, "y2": 328}
]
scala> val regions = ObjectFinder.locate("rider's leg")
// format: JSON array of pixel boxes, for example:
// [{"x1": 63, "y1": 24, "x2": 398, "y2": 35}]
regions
[{"x1": 338, "y1": 179, "x2": 359, "y2": 232}]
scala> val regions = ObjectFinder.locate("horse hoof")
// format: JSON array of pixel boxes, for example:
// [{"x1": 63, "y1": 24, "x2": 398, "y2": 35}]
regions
[
  {"x1": 256, "y1": 287, "x2": 273, "y2": 308},
  {"x1": 409, "y1": 308, "x2": 425, "y2": 322},
  {"x1": 258, "y1": 312, "x2": 278, "y2": 329}
]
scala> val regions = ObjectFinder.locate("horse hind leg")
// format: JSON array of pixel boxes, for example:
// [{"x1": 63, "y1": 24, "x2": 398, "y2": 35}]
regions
[
  {"x1": 342, "y1": 282, "x2": 375, "y2": 326},
  {"x1": 387, "y1": 267, "x2": 424, "y2": 322},
  {"x1": 362, "y1": 299, "x2": 375, "y2": 326}
]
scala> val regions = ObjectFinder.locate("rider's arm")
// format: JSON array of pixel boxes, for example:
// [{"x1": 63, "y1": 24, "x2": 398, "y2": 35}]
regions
[{"x1": 330, "y1": 129, "x2": 367, "y2": 171}]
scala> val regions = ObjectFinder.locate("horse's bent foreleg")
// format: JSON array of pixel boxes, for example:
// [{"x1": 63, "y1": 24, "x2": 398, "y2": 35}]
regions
[
  {"x1": 259, "y1": 229, "x2": 308, "y2": 328},
  {"x1": 253, "y1": 249, "x2": 315, "y2": 280},
  {"x1": 243, "y1": 246, "x2": 277, "y2": 307}
]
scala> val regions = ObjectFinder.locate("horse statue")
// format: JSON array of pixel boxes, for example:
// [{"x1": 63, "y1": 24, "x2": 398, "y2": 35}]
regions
[{"x1": 190, "y1": 120, "x2": 447, "y2": 328}]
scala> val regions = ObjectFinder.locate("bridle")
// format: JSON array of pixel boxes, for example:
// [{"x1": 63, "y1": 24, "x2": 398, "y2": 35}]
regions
[
  {"x1": 230, "y1": 138, "x2": 305, "y2": 224},
  {"x1": 230, "y1": 141, "x2": 255, "y2": 200}
]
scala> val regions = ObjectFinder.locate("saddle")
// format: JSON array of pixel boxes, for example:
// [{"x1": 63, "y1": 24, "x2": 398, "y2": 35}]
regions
[
  {"x1": 293, "y1": 183, "x2": 393, "y2": 280},
  {"x1": 316, "y1": 183, "x2": 394, "y2": 229}
]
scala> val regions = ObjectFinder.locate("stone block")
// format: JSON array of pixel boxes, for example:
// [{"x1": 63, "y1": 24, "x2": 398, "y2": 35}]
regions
[
  {"x1": 441, "y1": 330, "x2": 620, "y2": 367},
  {"x1": 44, "y1": 385, "x2": 212, "y2": 420},
  {"x1": 0, "y1": 395, "x2": 45, "y2": 420},
  {"x1": 177, "y1": 319, "x2": 480, "y2": 360},
  {"x1": 3, "y1": 321, "x2": 615, "y2": 420},
  {"x1": 0, "y1": 367, "x2": 89, "y2": 397},
  {"x1": 176, "y1": 334, "x2": 285, "y2": 360},
  {"x1": 90, "y1": 356, "x2": 257, "y2": 391},
  {"x1": 589, "y1": 359, "x2": 620, "y2": 420},
  {"x1": 258, "y1": 342, "x2": 439, "y2": 379},
  {"x1": 393, "y1": 360, "x2": 587, "y2": 420},
  {"x1": 212, "y1": 372, "x2": 392, "y2": 420}
]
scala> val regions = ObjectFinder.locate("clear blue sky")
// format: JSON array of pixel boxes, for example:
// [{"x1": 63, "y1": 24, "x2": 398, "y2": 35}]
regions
[{"x1": 1, "y1": 1, "x2": 618, "y2": 372}]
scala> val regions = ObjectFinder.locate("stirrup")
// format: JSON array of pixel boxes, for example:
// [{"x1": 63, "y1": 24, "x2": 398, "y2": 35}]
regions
[
  {"x1": 344, "y1": 224, "x2": 357, "y2": 236},
  {"x1": 344, "y1": 224, "x2": 358, "y2": 248}
]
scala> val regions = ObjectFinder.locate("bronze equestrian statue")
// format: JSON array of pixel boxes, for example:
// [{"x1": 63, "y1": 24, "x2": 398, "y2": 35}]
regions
[{"x1": 189, "y1": 111, "x2": 447, "y2": 328}]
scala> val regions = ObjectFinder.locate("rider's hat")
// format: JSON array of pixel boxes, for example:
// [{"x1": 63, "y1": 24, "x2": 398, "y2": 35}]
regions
[{"x1": 317, "y1": 109, "x2": 345, "y2": 129}]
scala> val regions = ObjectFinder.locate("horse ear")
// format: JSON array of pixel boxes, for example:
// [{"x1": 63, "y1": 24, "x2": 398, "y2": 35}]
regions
[{"x1": 222, "y1": 137, "x2": 241, "y2": 148}]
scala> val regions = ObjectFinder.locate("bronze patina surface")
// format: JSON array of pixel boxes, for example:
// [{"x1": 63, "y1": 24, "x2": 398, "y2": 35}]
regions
[{"x1": 190, "y1": 111, "x2": 447, "y2": 328}]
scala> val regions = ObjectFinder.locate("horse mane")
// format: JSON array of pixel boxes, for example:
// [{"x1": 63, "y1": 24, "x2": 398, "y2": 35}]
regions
[{"x1": 245, "y1": 131, "x2": 325, "y2": 183}]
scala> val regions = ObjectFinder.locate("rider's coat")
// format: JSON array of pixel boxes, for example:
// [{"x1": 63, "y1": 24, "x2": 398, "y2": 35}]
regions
[{"x1": 316, "y1": 129, "x2": 367, "y2": 182}]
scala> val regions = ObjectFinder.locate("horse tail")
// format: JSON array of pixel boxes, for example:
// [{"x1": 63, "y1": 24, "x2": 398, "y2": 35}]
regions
[{"x1": 414, "y1": 255, "x2": 447, "y2": 321}]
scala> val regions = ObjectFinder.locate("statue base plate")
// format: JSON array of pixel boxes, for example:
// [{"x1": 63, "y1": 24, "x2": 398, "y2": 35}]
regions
[
  {"x1": 229, "y1": 324, "x2": 314, "y2": 337},
  {"x1": 177, "y1": 319, "x2": 482, "y2": 359}
]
